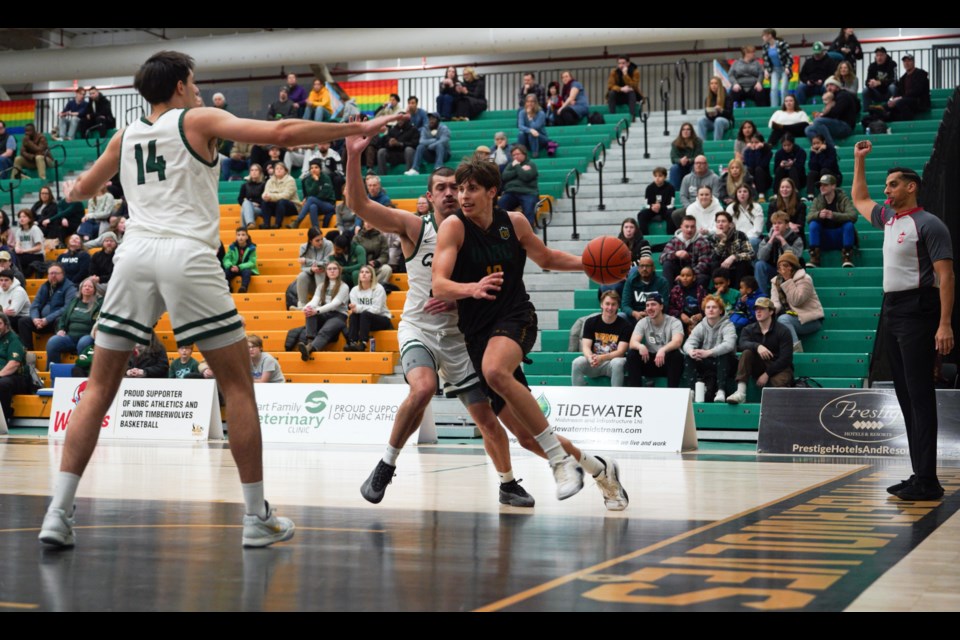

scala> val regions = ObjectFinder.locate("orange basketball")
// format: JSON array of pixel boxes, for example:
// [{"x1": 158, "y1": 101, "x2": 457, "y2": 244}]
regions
[{"x1": 582, "y1": 236, "x2": 632, "y2": 285}]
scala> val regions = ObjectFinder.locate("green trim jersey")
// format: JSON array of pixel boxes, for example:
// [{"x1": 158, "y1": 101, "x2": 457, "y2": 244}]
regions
[
  {"x1": 402, "y1": 213, "x2": 458, "y2": 333},
  {"x1": 120, "y1": 109, "x2": 220, "y2": 250}
]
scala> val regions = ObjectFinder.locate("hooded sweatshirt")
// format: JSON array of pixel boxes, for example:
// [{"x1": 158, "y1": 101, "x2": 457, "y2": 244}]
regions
[
  {"x1": 683, "y1": 315, "x2": 737, "y2": 356},
  {"x1": 0, "y1": 280, "x2": 30, "y2": 318},
  {"x1": 661, "y1": 228, "x2": 714, "y2": 279}
]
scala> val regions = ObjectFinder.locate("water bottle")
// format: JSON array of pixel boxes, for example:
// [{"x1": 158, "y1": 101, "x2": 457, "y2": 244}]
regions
[
  {"x1": 694, "y1": 381, "x2": 706, "y2": 403},
  {"x1": 369, "y1": 337, "x2": 376, "y2": 352}
]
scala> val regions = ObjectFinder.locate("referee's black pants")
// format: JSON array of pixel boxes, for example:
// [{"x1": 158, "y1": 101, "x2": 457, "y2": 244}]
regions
[{"x1": 882, "y1": 288, "x2": 941, "y2": 485}]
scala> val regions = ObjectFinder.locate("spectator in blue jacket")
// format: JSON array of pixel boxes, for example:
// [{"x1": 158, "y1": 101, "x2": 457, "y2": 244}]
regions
[
  {"x1": 58, "y1": 88, "x2": 88, "y2": 141},
  {"x1": 729, "y1": 275, "x2": 761, "y2": 332},
  {"x1": 517, "y1": 94, "x2": 550, "y2": 158},
  {"x1": 406, "y1": 113, "x2": 450, "y2": 175},
  {"x1": 18, "y1": 263, "x2": 76, "y2": 350}
]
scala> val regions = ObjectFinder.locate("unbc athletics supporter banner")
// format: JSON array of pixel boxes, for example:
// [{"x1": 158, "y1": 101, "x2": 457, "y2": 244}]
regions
[
  {"x1": 508, "y1": 386, "x2": 697, "y2": 453},
  {"x1": 254, "y1": 383, "x2": 436, "y2": 446},
  {"x1": 758, "y1": 388, "x2": 960, "y2": 457},
  {"x1": 48, "y1": 378, "x2": 222, "y2": 441}
]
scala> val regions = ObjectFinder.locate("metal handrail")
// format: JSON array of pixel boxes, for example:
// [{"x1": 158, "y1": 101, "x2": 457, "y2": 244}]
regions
[
  {"x1": 84, "y1": 126, "x2": 105, "y2": 157},
  {"x1": 564, "y1": 168, "x2": 581, "y2": 241},
  {"x1": 535, "y1": 196, "x2": 553, "y2": 246},
  {"x1": 675, "y1": 59, "x2": 689, "y2": 115},
  {"x1": 0, "y1": 168, "x2": 22, "y2": 215},
  {"x1": 47, "y1": 144, "x2": 68, "y2": 199},
  {"x1": 615, "y1": 117, "x2": 631, "y2": 183},
  {"x1": 592, "y1": 142, "x2": 606, "y2": 211},
  {"x1": 659, "y1": 77, "x2": 671, "y2": 137}
]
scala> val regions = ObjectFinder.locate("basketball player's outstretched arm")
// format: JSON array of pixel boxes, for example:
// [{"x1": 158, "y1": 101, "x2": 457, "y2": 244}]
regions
[
  {"x1": 509, "y1": 211, "x2": 584, "y2": 272},
  {"x1": 431, "y1": 215, "x2": 503, "y2": 301},
  {"x1": 851, "y1": 140, "x2": 878, "y2": 222},
  {"x1": 343, "y1": 133, "x2": 422, "y2": 245}
]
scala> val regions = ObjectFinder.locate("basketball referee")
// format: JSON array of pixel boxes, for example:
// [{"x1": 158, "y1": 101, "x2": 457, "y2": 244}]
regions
[{"x1": 851, "y1": 140, "x2": 954, "y2": 501}]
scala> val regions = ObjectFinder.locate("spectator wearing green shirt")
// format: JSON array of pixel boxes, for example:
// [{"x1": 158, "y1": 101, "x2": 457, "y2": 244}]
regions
[
  {"x1": 0, "y1": 313, "x2": 30, "y2": 424},
  {"x1": 291, "y1": 159, "x2": 337, "y2": 229}
]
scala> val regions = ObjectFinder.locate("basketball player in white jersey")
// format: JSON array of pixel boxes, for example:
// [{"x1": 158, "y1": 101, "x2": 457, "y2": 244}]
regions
[
  {"x1": 344, "y1": 133, "x2": 628, "y2": 511},
  {"x1": 39, "y1": 51, "x2": 402, "y2": 549}
]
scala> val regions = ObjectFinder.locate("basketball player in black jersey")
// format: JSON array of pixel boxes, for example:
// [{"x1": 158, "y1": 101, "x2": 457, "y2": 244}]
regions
[{"x1": 433, "y1": 159, "x2": 628, "y2": 504}]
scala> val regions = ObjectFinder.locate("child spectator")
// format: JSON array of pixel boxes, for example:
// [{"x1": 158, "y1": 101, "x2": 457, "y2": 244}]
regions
[
  {"x1": 169, "y1": 344, "x2": 201, "y2": 379},
  {"x1": 730, "y1": 275, "x2": 761, "y2": 331},
  {"x1": 637, "y1": 167, "x2": 676, "y2": 234},
  {"x1": 668, "y1": 266, "x2": 707, "y2": 335}
]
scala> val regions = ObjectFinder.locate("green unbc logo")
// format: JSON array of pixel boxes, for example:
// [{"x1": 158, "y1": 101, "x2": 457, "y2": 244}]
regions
[
  {"x1": 305, "y1": 390, "x2": 328, "y2": 414},
  {"x1": 537, "y1": 393, "x2": 551, "y2": 419}
]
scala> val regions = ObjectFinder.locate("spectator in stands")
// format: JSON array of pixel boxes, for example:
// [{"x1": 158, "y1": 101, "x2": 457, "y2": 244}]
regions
[
  {"x1": 661, "y1": 215, "x2": 715, "y2": 287},
  {"x1": 767, "y1": 95, "x2": 811, "y2": 149},
  {"x1": 239, "y1": 163, "x2": 266, "y2": 230},
  {"x1": 518, "y1": 72, "x2": 546, "y2": 110},
  {"x1": 807, "y1": 174, "x2": 857, "y2": 268},
  {"x1": 343, "y1": 265, "x2": 392, "y2": 352},
  {"x1": 696, "y1": 77, "x2": 733, "y2": 141},
  {"x1": 730, "y1": 275, "x2": 761, "y2": 331},
  {"x1": 768, "y1": 177, "x2": 806, "y2": 236},
  {"x1": 267, "y1": 86, "x2": 297, "y2": 121},
  {"x1": 711, "y1": 267, "x2": 740, "y2": 315},
  {"x1": 755, "y1": 210, "x2": 805, "y2": 295},
  {"x1": 626, "y1": 293, "x2": 684, "y2": 388},
  {"x1": 57, "y1": 234, "x2": 91, "y2": 286},
  {"x1": 12, "y1": 124, "x2": 51, "y2": 182},
  {"x1": 32, "y1": 187, "x2": 57, "y2": 234},
  {"x1": 884, "y1": 54, "x2": 931, "y2": 121},
  {"x1": 668, "y1": 123, "x2": 702, "y2": 190},
  {"x1": 169, "y1": 344, "x2": 201, "y2": 379},
  {"x1": 637, "y1": 167, "x2": 676, "y2": 235},
  {"x1": 77, "y1": 184, "x2": 115, "y2": 241},
  {"x1": 743, "y1": 133, "x2": 773, "y2": 197},
  {"x1": 770, "y1": 252, "x2": 823, "y2": 353},
  {"x1": 260, "y1": 162, "x2": 298, "y2": 229},
  {"x1": 669, "y1": 266, "x2": 707, "y2": 335},
  {"x1": 374, "y1": 93, "x2": 403, "y2": 120},
  {"x1": 572, "y1": 290, "x2": 630, "y2": 387},
  {"x1": 14, "y1": 210, "x2": 44, "y2": 277},
  {"x1": 366, "y1": 117, "x2": 418, "y2": 176},
  {"x1": 84, "y1": 215, "x2": 124, "y2": 250},
  {"x1": 222, "y1": 140, "x2": 252, "y2": 181},
  {"x1": 334, "y1": 232, "x2": 365, "y2": 288},
  {"x1": 294, "y1": 227, "x2": 334, "y2": 309},
  {"x1": 298, "y1": 261, "x2": 350, "y2": 361},
  {"x1": 555, "y1": 70, "x2": 590, "y2": 126},
  {"x1": 864, "y1": 47, "x2": 898, "y2": 105},
  {"x1": 726, "y1": 297, "x2": 794, "y2": 403},
  {"x1": 545, "y1": 81, "x2": 562, "y2": 125},
  {"x1": 729, "y1": 46, "x2": 766, "y2": 107},
  {"x1": 57, "y1": 88, "x2": 88, "y2": 141},
  {"x1": 45, "y1": 276, "x2": 101, "y2": 371},
  {"x1": 293, "y1": 159, "x2": 336, "y2": 229},
  {"x1": 717, "y1": 158, "x2": 754, "y2": 208},
  {"x1": 828, "y1": 28, "x2": 863, "y2": 66},
  {"x1": 772, "y1": 134, "x2": 806, "y2": 192},
  {"x1": 682, "y1": 294, "x2": 737, "y2": 402},
  {"x1": 406, "y1": 96, "x2": 428, "y2": 131},
  {"x1": 685, "y1": 186, "x2": 724, "y2": 236},
  {"x1": 285, "y1": 73, "x2": 308, "y2": 117},
  {"x1": 302, "y1": 78, "x2": 332, "y2": 122},
  {"x1": 796, "y1": 42, "x2": 837, "y2": 105},
  {"x1": 733, "y1": 121, "x2": 757, "y2": 161},
  {"x1": 0, "y1": 121, "x2": 16, "y2": 178},
  {"x1": 89, "y1": 231, "x2": 117, "y2": 294},
  {"x1": 335, "y1": 202, "x2": 358, "y2": 240},
  {"x1": 80, "y1": 87, "x2": 115, "y2": 138},
  {"x1": 607, "y1": 56, "x2": 642, "y2": 121},
  {"x1": 491, "y1": 132, "x2": 510, "y2": 172},
  {"x1": 384, "y1": 231, "x2": 404, "y2": 275},
  {"x1": 0, "y1": 252, "x2": 24, "y2": 288},
  {"x1": 0, "y1": 211, "x2": 10, "y2": 250},
  {"x1": 223, "y1": 227, "x2": 258, "y2": 294},
  {"x1": 761, "y1": 29, "x2": 792, "y2": 109},
  {"x1": 804, "y1": 79, "x2": 858, "y2": 146},
  {"x1": 452, "y1": 67, "x2": 487, "y2": 121},
  {"x1": 806, "y1": 133, "x2": 841, "y2": 197},
  {"x1": 711, "y1": 210, "x2": 755, "y2": 287},
  {"x1": 407, "y1": 113, "x2": 450, "y2": 176},
  {"x1": 673, "y1": 155, "x2": 721, "y2": 229},
  {"x1": 125, "y1": 333, "x2": 170, "y2": 379},
  {"x1": 0, "y1": 313, "x2": 30, "y2": 425},
  {"x1": 436, "y1": 67, "x2": 460, "y2": 121},
  {"x1": 249, "y1": 334, "x2": 286, "y2": 383},
  {"x1": 364, "y1": 174, "x2": 391, "y2": 210},
  {"x1": 353, "y1": 220, "x2": 392, "y2": 284},
  {"x1": 263, "y1": 145, "x2": 284, "y2": 176},
  {"x1": 828, "y1": 61, "x2": 859, "y2": 95},
  {"x1": 313, "y1": 141, "x2": 345, "y2": 199},
  {"x1": 618, "y1": 217, "x2": 652, "y2": 268},
  {"x1": 45, "y1": 196, "x2": 84, "y2": 248},
  {"x1": 0, "y1": 269, "x2": 29, "y2": 323},
  {"x1": 518, "y1": 94, "x2": 550, "y2": 158},
  {"x1": 620, "y1": 255, "x2": 670, "y2": 325},
  {"x1": 19, "y1": 263, "x2": 75, "y2": 350},
  {"x1": 727, "y1": 185, "x2": 764, "y2": 252},
  {"x1": 498, "y1": 144, "x2": 540, "y2": 226}
]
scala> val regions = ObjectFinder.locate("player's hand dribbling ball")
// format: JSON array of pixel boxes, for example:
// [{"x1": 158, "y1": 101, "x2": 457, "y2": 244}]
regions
[{"x1": 582, "y1": 236, "x2": 632, "y2": 285}]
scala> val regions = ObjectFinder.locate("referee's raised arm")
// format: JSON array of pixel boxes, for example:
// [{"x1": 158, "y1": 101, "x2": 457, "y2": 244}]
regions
[{"x1": 851, "y1": 140, "x2": 878, "y2": 222}]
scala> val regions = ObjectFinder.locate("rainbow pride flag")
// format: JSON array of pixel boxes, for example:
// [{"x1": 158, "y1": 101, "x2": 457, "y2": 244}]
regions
[
  {"x1": 339, "y1": 80, "x2": 399, "y2": 117},
  {"x1": 0, "y1": 100, "x2": 37, "y2": 134}
]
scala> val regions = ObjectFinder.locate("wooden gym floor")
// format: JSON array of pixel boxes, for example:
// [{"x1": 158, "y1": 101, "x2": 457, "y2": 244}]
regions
[{"x1": 1, "y1": 438, "x2": 958, "y2": 612}]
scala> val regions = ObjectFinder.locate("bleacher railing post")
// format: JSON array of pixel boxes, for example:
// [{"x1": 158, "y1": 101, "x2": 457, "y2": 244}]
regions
[
  {"x1": 564, "y1": 168, "x2": 581, "y2": 241},
  {"x1": 85, "y1": 127, "x2": 104, "y2": 158},
  {"x1": 660, "y1": 77, "x2": 671, "y2": 137},
  {"x1": 615, "y1": 117, "x2": 631, "y2": 183},
  {"x1": 48, "y1": 144, "x2": 67, "y2": 200},
  {"x1": 592, "y1": 142, "x2": 606, "y2": 211},
  {"x1": 638, "y1": 98, "x2": 651, "y2": 161},
  {"x1": 0, "y1": 168, "x2": 22, "y2": 214},
  {"x1": 676, "y1": 59, "x2": 688, "y2": 115},
  {"x1": 536, "y1": 196, "x2": 553, "y2": 247}
]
